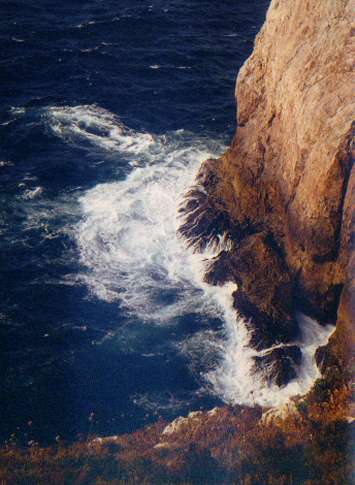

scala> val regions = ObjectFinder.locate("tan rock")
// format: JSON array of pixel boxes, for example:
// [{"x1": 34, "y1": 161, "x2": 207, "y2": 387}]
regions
[
  {"x1": 220, "y1": 0, "x2": 354, "y2": 313},
  {"x1": 180, "y1": 0, "x2": 354, "y2": 382},
  {"x1": 162, "y1": 411, "x2": 204, "y2": 436}
]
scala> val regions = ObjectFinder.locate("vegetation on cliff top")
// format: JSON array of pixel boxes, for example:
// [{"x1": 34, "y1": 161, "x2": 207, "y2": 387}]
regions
[{"x1": 1, "y1": 372, "x2": 353, "y2": 485}]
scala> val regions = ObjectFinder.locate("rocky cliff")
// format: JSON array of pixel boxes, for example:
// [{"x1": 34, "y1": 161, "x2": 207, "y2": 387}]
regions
[
  {"x1": 3, "y1": 3, "x2": 353, "y2": 483},
  {"x1": 180, "y1": 0, "x2": 354, "y2": 386}
]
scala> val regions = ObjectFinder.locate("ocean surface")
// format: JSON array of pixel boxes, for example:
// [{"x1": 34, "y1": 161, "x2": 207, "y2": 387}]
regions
[{"x1": 1, "y1": 0, "x2": 275, "y2": 444}]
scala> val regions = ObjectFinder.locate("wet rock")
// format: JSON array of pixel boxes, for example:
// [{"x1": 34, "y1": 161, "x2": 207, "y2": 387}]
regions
[
  {"x1": 178, "y1": 158, "x2": 250, "y2": 252},
  {"x1": 205, "y1": 232, "x2": 299, "y2": 350},
  {"x1": 253, "y1": 345, "x2": 302, "y2": 387},
  {"x1": 234, "y1": 291, "x2": 298, "y2": 350},
  {"x1": 204, "y1": 250, "x2": 234, "y2": 285},
  {"x1": 315, "y1": 344, "x2": 339, "y2": 375},
  {"x1": 178, "y1": 159, "x2": 229, "y2": 252},
  {"x1": 180, "y1": 0, "x2": 353, "y2": 384}
]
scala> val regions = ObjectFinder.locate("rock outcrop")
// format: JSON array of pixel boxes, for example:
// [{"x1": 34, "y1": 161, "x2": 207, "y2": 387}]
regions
[{"x1": 179, "y1": 0, "x2": 354, "y2": 386}]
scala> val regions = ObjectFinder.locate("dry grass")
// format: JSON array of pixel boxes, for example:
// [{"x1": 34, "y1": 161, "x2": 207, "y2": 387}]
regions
[{"x1": 0, "y1": 375, "x2": 353, "y2": 485}]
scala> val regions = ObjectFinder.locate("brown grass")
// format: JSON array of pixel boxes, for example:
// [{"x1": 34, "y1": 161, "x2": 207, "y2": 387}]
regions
[{"x1": 0, "y1": 377, "x2": 353, "y2": 485}]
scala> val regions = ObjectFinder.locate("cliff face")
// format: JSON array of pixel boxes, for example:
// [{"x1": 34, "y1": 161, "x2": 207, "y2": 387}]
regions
[{"x1": 180, "y1": 0, "x2": 354, "y2": 385}]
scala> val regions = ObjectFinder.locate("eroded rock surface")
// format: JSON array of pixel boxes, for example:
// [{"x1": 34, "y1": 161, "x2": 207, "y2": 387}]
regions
[{"x1": 179, "y1": 0, "x2": 354, "y2": 386}]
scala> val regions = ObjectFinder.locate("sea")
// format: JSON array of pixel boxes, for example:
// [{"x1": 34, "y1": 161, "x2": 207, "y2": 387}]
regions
[{"x1": 1, "y1": 0, "x2": 331, "y2": 445}]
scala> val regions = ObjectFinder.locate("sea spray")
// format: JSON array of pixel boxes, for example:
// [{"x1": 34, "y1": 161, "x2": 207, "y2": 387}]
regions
[
  {"x1": 69, "y1": 105, "x2": 335, "y2": 407},
  {"x1": 45, "y1": 105, "x2": 156, "y2": 155}
]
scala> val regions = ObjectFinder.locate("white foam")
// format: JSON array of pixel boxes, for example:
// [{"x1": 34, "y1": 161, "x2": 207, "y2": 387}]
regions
[
  {"x1": 23, "y1": 186, "x2": 44, "y2": 200},
  {"x1": 73, "y1": 106, "x2": 335, "y2": 407},
  {"x1": 76, "y1": 124, "x2": 225, "y2": 323},
  {"x1": 207, "y1": 308, "x2": 334, "y2": 407},
  {"x1": 44, "y1": 105, "x2": 156, "y2": 157},
  {"x1": 76, "y1": 20, "x2": 97, "y2": 28},
  {"x1": 10, "y1": 107, "x2": 26, "y2": 115}
]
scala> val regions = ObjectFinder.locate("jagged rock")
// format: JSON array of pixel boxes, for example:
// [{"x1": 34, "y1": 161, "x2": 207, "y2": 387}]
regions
[
  {"x1": 233, "y1": 291, "x2": 297, "y2": 350},
  {"x1": 180, "y1": 0, "x2": 354, "y2": 383},
  {"x1": 205, "y1": 233, "x2": 298, "y2": 350},
  {"x1": 315, "y1": 343, "x2": 340, "y2": 375},
  {"x1": 162, "y1": 411, "x2": 204, "y2": 436},
  {"x1": 207, "y1": 407, "x2": 221, "y2": 417},
  {"x1": 253, "y1": 346, "x2": 302, "y2": 387},
  {"x1": 178, "y1": 158, "x2": 251, "y2": 252},
  {"x1": 178, "y1": 159, "x2": 229, "y2": 252}
]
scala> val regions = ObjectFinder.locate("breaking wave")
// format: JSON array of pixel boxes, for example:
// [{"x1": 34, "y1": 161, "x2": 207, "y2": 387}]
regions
[
  {"x1": 70, "y1": 105, "x2": 335, "y2": 407},
  {"x1": 44, "y1": 105, "x2": 156, "y2": 157}
]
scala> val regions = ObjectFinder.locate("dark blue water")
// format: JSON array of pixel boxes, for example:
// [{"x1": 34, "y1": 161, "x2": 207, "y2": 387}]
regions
[{"x1": 0, "y1": 0, "x2": 269, "y2": 444}]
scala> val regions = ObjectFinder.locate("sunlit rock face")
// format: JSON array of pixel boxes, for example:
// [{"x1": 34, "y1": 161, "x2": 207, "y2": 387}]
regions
[{"x1": 179, "y1": 0, "x2": 354, "y2": 387}]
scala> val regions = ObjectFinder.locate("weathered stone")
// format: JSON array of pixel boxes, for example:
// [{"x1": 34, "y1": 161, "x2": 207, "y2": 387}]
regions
[
  {"x1": 180, "y1": 0, "x2": 354, "y2": 384},
  {"x1": 215, "y1": 0, "x2": 354, "y2": 323}
]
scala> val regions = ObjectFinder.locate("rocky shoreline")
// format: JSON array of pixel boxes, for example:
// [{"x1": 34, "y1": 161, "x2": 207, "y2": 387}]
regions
[
  {"x1": 1, "y1": 1, "x2": 353, "y2": 483},
  {"x1": 179, "y1": 0, "x2": 354, "y2": 387}
]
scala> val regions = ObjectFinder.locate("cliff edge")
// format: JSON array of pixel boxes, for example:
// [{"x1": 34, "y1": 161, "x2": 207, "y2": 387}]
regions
[{"x1": 180, "y1": 0, "x2": 354, "y2": 386}]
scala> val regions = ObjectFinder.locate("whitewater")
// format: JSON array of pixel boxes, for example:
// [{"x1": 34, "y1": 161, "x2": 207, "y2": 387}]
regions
[{"x1": 47, "y1": 104, "x2": 335, "y2": 408}]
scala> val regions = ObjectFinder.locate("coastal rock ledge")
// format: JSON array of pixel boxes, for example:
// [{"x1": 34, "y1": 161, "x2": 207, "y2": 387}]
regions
[{"x1": 179, "y1": 0, "x2": 354, "y2": 386}]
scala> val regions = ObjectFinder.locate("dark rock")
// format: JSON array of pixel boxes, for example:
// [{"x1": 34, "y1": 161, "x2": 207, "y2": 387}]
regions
[
  {"x1": 253, "y1": 345, "x2": 302, "y2": 387},
  {"x1": 315, "y1": 345, "x2": 339, "y2": 374},
  {"x1": 294, "y1": 282, "x2": 344, "y2": 326},
  {"x1": 234, "y1": 291, "x2": 298, "y2": 350},
  {"x1": 178, "y1": 159, "x2": 247, "y2": 252},
  {"x1": 178, "y1": 0, "x2": 354, "y2": 389},
  {"x1": 204, "y1": 250, "x2": 234, "y2": 286},
  {"x1": 178, "y1": 159, "x2": 230, "y2": 252},
  {"x1": 205, "y1": 232, "x2": 299, "y2": 350}
]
